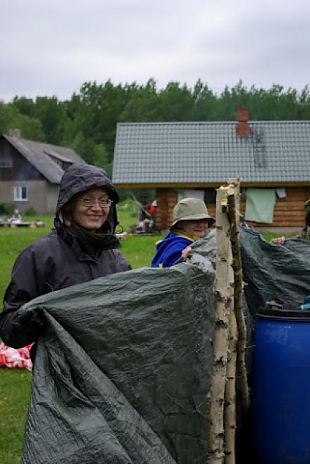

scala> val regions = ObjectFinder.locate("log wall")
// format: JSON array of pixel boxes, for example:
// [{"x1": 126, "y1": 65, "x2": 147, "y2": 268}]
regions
[
  {"x1": 156, "y1": 189, "x2": 178, "y2": 230},
  {"x1": 240, "y1": 187, "x2": 310, "y2": 227},
  {"x1": 156, "y1": 187, "x2": 310, "y2": 230}
]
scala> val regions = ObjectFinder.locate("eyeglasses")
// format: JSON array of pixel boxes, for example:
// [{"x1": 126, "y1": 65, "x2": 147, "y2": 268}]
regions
[{"x1": 78, "y1": 197, "x2": 113, "y2": 208}]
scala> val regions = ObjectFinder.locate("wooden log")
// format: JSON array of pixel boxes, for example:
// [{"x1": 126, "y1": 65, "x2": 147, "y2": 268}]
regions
[
  {"x1": 208, "y1": 178, "x2": 250, "y2": 464},
  {"x1": 208, "y1": 186, "x2": 235, "y2": 464},
  {"x1": 227, "y1": 180, "x2": 250, "y2": 420},
  {"x1": 221, "y1": 183, "x2": 239, "y2": 464},
  {"x1": 225, "y1": 308, "x2": 238, "y2": 464}
]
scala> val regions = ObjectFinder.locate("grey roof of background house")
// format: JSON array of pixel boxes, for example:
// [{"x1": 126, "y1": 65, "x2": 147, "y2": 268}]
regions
[
  {"x1": 4, "y1": 135, "x2": 85, "y2": 184},
  {"x1": 112, "y1": 121, "x2": 310, "y2": 185}
]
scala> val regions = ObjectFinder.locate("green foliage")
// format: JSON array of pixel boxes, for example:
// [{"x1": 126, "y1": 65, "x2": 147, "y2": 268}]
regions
[
  {"x1": 75, "y1": 80, "x2": 128, "y2": 159},
  {"x1": 119, "y1": 79, "x2": 159, "y2": 122},
  {"x1": 12, "y1": 96, "x2": 68, "y2": 144},
  {"x1": 0, "y1": 101, "x2": 44, "y2": 140},
  {"x1": 70, "y1": 132, "x2": 96, "y2": 164},
  {"x1": 1, "y1": 79, "x2": 310, "y2": 170},
  {"x1": 157, "y1": 81, "x2": 196, "y2": 121},
  {"x1": 192, "y1": 80, "x2": 218, "y2": 120},
  {"x1": 0, "y1": 202, "x2": 15, "y2": 215},
  {"x1": 12, "y1": 96, "x2": 35, "y2": 115},
  {"x1": 32, "y1": 96, "x2": 68, "y2": 144},
  {"x1": 92, "y1": 143, "x2": 112, "y2": 174}
]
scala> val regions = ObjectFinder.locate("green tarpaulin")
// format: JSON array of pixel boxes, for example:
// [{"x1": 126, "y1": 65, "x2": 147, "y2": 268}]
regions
[{"x1": 21, "y1": 253, "x2": 216, "y2": 464}]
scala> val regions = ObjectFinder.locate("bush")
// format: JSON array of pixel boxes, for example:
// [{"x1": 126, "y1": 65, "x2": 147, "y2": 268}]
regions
[
  {"x1": 0, "y1": 202, "x2": 15, "y2": 216},
  {"x1": 24, "y1": 207, "x2": 37, "y2": 217}
]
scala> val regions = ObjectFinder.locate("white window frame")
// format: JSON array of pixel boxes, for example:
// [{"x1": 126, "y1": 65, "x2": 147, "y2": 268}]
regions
[{"x1": 14, "y1": 185, "x2": 28, "y2": 201}]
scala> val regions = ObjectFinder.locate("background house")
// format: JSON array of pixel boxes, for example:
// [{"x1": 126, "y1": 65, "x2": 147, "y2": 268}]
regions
[
  {"x1": 112, "y1": 109, "x2": 310, "y2": 229},
  {"x1": 0, "y1": 131, "x2": 85, "y2": 214}
]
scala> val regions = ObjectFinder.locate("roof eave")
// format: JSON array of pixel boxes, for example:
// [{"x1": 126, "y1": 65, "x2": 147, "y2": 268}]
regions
[{"x1": 113, "y1": 181, "x2": 310, "y2": 189}]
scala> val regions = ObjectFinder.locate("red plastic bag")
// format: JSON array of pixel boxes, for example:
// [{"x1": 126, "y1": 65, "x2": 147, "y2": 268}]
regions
[{"x1": 0, "y1": 342, "x2": 33, "y2": 371}]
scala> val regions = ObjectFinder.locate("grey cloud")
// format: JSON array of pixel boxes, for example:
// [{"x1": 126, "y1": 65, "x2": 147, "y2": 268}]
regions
[{"x1": 1, "y1": 0, "x2": 310, "y2": 101}]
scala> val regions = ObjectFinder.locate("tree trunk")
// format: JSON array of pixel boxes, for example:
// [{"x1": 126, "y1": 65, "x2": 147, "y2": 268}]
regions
[
  {"x1": 227, "y1": 179, "x2": 250, "y2": 417},
  {"x1": 208, "y1": 185, "x2": 235, "y2": 464},
  {"x1": 208, "y1": 178, "x2": 248, "y2": 464}
]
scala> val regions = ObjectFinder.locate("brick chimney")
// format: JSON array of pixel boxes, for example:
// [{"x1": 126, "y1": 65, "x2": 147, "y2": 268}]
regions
[{"x1": 236, "y1": 108, "x2": 250, "y2": 138}]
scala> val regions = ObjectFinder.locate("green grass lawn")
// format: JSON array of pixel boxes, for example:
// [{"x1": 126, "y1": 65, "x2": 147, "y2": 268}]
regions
[
  {"x1": 0, "y1": 371, "x2": 32, "y2": 464},
  {"x1": 0, "y1": 203, "x2": 289, "y2": 463}
]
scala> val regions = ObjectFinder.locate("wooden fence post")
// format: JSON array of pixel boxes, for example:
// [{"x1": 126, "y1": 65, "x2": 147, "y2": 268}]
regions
[
  {"x1": 226, "y1": 179, "x2": 250, "y2": 419},
  {"x1": 208, "y1": 178, "x2": 249, "y2": 464},
  {"x1": 208, "y1": 184, "x2": 235, "y2": 463}
]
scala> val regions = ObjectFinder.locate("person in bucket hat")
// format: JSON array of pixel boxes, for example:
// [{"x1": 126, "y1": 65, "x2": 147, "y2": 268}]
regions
[{"x1": 151, "y1": 197, "x2": 215, "y2": 268}]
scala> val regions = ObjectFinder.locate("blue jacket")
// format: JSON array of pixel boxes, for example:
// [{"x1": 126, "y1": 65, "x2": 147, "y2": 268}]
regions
[{"x1": 151, "y1": 232, "x2": 193, "y2": 268}]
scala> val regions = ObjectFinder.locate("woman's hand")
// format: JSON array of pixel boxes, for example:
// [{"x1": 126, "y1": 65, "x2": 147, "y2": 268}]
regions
[{"x1": 271, "y1": 236, "x2": 286, "y2": 245}]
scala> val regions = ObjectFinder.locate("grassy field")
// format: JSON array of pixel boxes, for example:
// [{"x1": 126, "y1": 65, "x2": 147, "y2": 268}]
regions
[{"x1": 0, "y1": 203, "x2": 287, "y2": 463}]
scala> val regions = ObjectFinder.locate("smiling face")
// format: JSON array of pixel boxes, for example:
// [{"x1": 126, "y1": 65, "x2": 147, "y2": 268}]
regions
[
  {"x1": 71, "y1": 188, "x2": 111, "y2": 230},
  {"x1": 177, "y1": 219, "x2": 210, "y2": 239}
]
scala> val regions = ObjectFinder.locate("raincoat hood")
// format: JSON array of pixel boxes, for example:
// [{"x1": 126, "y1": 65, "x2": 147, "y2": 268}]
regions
[
  {"x1": 56, "y1": 163, "x2": 119, "y2": 212},
  {"x1": 55, "y1": 163, "x2": 120, "y2": 233}
]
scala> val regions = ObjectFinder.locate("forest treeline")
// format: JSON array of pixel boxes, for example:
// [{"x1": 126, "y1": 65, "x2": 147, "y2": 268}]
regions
[{"x1": 1, "y1": 79, "x2": 310, "y2": 174}]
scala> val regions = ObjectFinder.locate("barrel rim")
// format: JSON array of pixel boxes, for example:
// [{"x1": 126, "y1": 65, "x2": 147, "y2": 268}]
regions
[{"x1": 257, "y1": 308, "x2": 310, "y2": 322}]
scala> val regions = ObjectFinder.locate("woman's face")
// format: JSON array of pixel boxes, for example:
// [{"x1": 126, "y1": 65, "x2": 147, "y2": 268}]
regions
[
  {"x1": 72, "y1": 188, "x2": 111, "y2": 230},
  {"x1": 177, "y1": 219, "x2": 209, "y2": 239}
]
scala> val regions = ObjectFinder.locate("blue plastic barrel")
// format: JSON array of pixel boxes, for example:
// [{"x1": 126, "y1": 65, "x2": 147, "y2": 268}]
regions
[{"x1": 250, "y1": 308, "x2": 310, "y2": 464}]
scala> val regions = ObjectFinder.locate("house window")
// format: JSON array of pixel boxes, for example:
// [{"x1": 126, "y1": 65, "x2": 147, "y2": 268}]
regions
[
  {"x1": 14, "y1": 186, "x2": 28, "y2": 201},
  {"x1": 178, "y1": 189, "x2": 205, "y2": 201},
  {"x1": 0, "y1": 159, "x2": 13, "y2": 168}
]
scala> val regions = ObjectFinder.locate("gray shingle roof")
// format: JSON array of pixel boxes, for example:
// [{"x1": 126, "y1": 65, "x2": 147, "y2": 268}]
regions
[
  {"x1": 4, "y1": 135, "x2": 85, "y2": 184},
  {"x1": 112, "y1": 121, "x2": 310, "y2": 185}
]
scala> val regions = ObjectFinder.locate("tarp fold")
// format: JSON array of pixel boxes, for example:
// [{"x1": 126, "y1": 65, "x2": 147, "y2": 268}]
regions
[{"x1": 21, "y1": 262, "x2": 216, "y2": 464}]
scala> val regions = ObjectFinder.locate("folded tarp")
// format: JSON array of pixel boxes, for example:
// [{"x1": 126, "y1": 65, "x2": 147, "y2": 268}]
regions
[
  {"x1": 240, "y1": 227, "x2": 310, "y2": 314},
  {"x1": 21, "y1": 257, "x2": 216, "y2": 464}
]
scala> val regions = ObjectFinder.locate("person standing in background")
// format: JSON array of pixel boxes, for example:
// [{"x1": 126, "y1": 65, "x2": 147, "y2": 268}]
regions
[
  {"x1": 149, "y1": 200, "x2": 157, "y2": 232},
  {"x1": 8, "y1": 209, "x2": 22, "y2": 224}
]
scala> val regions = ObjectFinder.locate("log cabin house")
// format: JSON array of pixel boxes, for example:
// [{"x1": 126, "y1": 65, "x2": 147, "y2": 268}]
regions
[
  {"x1": 0, "y1": 131, "x2": 85, "y2": 215},
  {"x1": 112, "y1": 109, "x2": 310, "y2": 230}
]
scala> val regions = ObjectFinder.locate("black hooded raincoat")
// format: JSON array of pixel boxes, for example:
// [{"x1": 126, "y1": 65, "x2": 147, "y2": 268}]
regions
[{"x1": 0, "y1": 163, "x2": 130, "y2": 349}]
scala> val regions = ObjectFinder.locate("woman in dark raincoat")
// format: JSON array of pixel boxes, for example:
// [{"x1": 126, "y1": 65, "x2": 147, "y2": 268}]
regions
[{"x1": 0, "y1": 163, "x2": 130, "y2": 357}]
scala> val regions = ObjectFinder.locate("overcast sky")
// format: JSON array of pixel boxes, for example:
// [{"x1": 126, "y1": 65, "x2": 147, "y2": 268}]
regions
[{"x1": 1, "y1": 0, "x2": 310, "y2": 102}]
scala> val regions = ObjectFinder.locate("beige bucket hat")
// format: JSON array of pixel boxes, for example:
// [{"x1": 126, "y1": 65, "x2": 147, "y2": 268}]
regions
[{"x1": 170, "y1": 198, "x2": 215, "y2": 229}]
